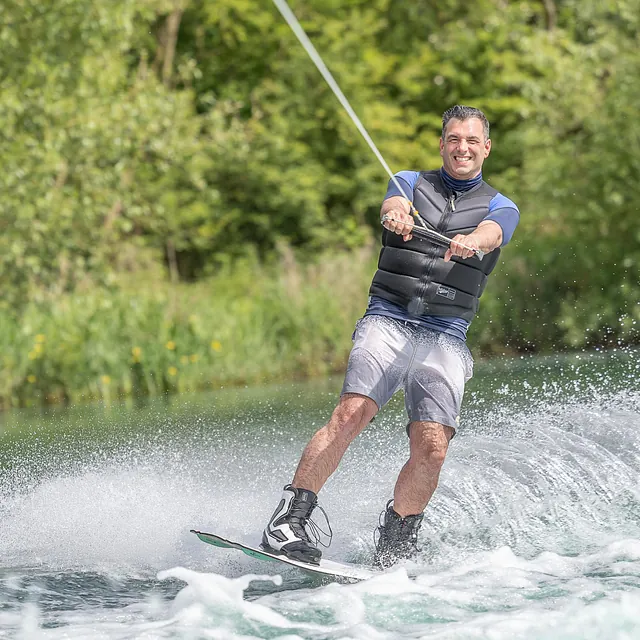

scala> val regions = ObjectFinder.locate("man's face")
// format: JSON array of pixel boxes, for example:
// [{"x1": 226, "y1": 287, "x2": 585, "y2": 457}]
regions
[{"x1": 439, "y1": 117, "x2": 491, "y2": 180}]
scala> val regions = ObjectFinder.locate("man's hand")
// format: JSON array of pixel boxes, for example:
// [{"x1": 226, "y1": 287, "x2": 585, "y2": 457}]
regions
[
  {"x1": 444, "y1": 234, "x2": 480, "y2": 261},
  {"x1": 381, "y1": 196, "x2": 414, "y2": 242},
  {"x1": 383, "y1": 208, "x2": 415, "y2": 242},
  {"x1": 444, "y1": 220, "x2": 503, "y2": 262}
]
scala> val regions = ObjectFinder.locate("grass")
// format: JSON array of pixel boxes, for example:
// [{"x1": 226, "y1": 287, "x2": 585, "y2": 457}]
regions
[
  {"x1": 0, "y1": 248, "x2": 375, "y2": 409},
  {"x1": 3, "y1": 244, "x2": 637, "y2": 410}
]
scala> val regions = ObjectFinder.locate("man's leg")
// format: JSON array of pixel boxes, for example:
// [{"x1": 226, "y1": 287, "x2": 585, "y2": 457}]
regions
[
  {"x1": 292, "y1": 393, "x2": 378, "y2": 493},
  {"x1": 262, "y1": 393, "x2": 377, "y2": 563},
  {"x1": 374, "y1": 331, "x2": 470, "y2": 567},
  {"x1": 374, "y1": 420, "x2": 454, "y2": 567},
  {"x1": 393, "y1": 421, "x2": 455, "y2": 516},
  {"x1": 264, "y1": 315, "x2": 406, "y2": 563}
]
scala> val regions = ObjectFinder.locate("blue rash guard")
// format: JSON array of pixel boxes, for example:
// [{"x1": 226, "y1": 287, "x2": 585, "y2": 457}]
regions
[{"x1": 365, "y1": 168, "x2": 520, "y2": 342}]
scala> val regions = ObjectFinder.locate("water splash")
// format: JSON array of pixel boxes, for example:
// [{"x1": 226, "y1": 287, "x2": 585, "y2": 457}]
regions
[{"x1": 1, "y1": 350, "x2": 640, "y2": 638}]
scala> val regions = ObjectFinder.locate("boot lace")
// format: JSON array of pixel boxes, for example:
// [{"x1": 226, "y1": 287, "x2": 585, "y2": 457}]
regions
[
  {"x1": 373, "y1": 500, "x2": 423, "y2": 547},
  {"x1": 373, "y1": 499, "x2": 394, "y2": 547},
  {"x1": 290, "y1": 500, "x2": 333, "y2": 549},
  {"x1": 306, "y1": 503, "x2": 333, "y2": 549}
]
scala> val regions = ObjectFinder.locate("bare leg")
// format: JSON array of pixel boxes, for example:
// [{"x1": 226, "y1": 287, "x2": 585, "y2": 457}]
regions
[
  {"x1": 393, "y1": 421, "x2": 454, "y2": 517},
  {"x1": 292, "y1": 393, "x2": 378, "y2": 494}
]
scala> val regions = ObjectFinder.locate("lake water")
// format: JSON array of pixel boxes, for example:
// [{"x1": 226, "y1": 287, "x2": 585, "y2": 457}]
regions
[{"x1": 2, "y1": 349, "x2": 640, "y2": 639}]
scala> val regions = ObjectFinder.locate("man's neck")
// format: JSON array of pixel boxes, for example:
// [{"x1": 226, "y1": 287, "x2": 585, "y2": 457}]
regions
[{"x1": 440, "y1": 167, "x2": 482, "y2": 192}]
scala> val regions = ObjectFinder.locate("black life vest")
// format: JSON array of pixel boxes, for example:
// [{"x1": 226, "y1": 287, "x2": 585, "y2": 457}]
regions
[{"x1": 369, "y1": 170, "x2": 502, "y2": 321}]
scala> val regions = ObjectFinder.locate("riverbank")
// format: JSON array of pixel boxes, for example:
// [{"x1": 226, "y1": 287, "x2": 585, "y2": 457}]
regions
[
  {"x1": 1, "y1": 250, "x2": 372, "y2": 410},
  {"x1": 2, "y1": 245, "x2": 637, "y2": 410}
]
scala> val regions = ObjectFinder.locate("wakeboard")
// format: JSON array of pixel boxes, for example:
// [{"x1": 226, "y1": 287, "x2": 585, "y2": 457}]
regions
[{"x1": 190, "y1": 529, "x2": 377, "y2": 583}]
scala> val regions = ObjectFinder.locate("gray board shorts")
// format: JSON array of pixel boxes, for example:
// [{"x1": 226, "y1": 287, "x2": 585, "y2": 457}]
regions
[{"x1": 341, "y1": 315, "x2": 474, "y2": 432}]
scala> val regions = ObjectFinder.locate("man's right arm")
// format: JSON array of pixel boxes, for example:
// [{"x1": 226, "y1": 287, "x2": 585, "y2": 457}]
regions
[{"x1": 380, "y1": 196, "x2": 415, "y2": 242}]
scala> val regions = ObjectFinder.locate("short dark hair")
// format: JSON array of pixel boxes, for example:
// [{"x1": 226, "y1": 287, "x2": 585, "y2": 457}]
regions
[{"x1": 442, "y1": 105, "x2": 490, "y2": 140}]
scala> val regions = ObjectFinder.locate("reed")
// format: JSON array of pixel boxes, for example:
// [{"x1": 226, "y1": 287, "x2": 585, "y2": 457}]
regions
[
  {"x1": 1, "y1": 248, "x2": 375, "y2": 409},
  {"x1": 4, "y1": 245, "x2": 634, "y2": 411}
]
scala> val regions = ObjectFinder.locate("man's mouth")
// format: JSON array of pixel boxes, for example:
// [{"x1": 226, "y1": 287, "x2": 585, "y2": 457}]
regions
[{"x1": 454, "y1": 155, "x2": 472, "y2": 163}]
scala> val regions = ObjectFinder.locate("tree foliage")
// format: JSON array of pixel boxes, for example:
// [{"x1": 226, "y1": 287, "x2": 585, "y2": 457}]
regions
[{"x1": 1, "y1": 0, "x2": 639, "y2": 350}]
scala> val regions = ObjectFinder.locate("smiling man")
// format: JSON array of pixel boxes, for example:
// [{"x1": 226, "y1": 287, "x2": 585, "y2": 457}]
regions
[{"x1": 262, "y1": 105, "x2": 520, "y2": 568}]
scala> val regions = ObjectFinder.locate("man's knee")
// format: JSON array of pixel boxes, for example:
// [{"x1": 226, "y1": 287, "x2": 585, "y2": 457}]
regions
[
  {"x1": 408, "y1": 421, "x2": 453, "y2": 466},
  {"x1": 330, "y1": 393, "x2": 377, "y2": 437}
]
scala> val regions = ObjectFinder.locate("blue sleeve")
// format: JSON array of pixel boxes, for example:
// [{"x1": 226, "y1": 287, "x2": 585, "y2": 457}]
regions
[
  {"x1": 486, "y1": 193, "x2": 520, "y2": 246},
  {"x1": 384, "y1": 171, "x2": 419, "y2": 201}
]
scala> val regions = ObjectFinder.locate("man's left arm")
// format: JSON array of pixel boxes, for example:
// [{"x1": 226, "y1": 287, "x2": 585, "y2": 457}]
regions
[{"x1": 445, "y1": 196, "x2": 520, "y2": 262}]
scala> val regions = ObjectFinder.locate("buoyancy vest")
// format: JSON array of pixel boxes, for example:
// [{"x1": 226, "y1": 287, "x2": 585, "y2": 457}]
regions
[{"x1": 369, "y1": 170, "x2": 502, "y2": 322}]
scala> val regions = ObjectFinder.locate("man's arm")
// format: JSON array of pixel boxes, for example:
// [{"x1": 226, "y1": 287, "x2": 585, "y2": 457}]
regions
[
  {"x1": 486, "y1": 196, "x2": 520, "y2": 246},
  {"x1": 444, "y1": 220, "x2": 503, "y2": 262}
]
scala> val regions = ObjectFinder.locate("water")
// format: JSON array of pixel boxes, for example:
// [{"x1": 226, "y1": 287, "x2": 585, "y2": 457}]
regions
[{"x1": 2, "y1": 350, "x2": 640, "y2": 639}]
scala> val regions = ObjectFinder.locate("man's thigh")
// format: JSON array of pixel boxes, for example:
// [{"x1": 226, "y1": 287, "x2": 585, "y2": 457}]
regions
[
  {"x1": 341, "y1": 315, "x2": 412, "y2": 411},
  {"x1": 404, "y1": 333, "x2": 473, "y2": 433}
]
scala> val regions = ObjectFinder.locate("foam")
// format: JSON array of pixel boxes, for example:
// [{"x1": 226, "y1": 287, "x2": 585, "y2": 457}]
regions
[{"x1": 2, "y1": 351, "x2": 640, "y2": 637}]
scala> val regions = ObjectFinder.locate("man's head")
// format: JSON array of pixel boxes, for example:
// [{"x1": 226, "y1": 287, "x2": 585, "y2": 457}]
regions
[{"x1": 440, "y1": 105, "x2": 491, "y2": 180}]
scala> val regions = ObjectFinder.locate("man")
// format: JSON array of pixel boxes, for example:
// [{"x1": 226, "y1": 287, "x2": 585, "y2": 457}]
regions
[{"x1": 262, "y1": 105, "x2": 520, "y2": 567}]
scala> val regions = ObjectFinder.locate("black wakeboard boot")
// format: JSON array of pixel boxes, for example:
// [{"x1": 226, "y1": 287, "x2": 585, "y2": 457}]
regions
[
  {"x1": 262, "y1": 485, "x2": 323, "y2": 565},
  {"x1": 374, "y1": 500, "x2": 424, "y2": 568}
]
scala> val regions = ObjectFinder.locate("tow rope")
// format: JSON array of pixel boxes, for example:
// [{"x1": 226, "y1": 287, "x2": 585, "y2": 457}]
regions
[{"x1": 271, "y1": 0, "x2": 483, "y2": 260}]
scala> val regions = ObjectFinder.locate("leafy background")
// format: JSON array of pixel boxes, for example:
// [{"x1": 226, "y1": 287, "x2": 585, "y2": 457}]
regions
[{"x1": 1, "y1": 0, "x2": 638, "y2": 406}]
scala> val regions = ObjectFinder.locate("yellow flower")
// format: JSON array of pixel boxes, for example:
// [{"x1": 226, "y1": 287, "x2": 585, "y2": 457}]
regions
[
  {"x1": 165, "y1": 340, "x2": 176, "y2": 351},
  {"x1": 35, "y1": 334, "x2": 46, "y2": 343},
  {"x1": 34, "y1": 343, "x2": 43, "y2": 354},
  {"x1": 27, "y1": 375, "x2": 36, "y2": 383},
  {"x1": 210, "y1": 340, "x2": 222, "y2": 352},
  {"x1": 131, "y1": 346, "x2": 142, "y2": 362},
  {"x1": 180, "y1": 355, "x2": 189, "y2": 365},
  {"x1": 28, "y1": 350, "x2": 38, "y2": 360},
  {"x1": 167, "y1": 366, "x2": 178, "y2": 376},
  {"x1": 101, "y1": 375, "x2": 111, "y2": 385},
  {"x1": 189, "y1": 354, "x2": 199, "y2": 363}
]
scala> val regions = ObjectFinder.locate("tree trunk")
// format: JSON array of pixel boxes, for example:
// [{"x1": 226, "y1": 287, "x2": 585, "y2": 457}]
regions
[
  {"x1": 162, "y1": 7, "x2": 184, "y2": 87},
  {"x1": 167, "y1": 238, "x2": 179, "y2": 283},
  {"x1": 541, "y1": 0, "x2": 557, "y2": 31},
  {"x1": 152, "y1": 4, "x2": 185, "y2": 86}
]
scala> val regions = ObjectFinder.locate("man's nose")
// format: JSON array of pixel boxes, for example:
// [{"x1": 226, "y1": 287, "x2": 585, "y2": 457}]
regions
[{"x1": 457, "y1": 139, "x2": 469, "y2": 152}]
